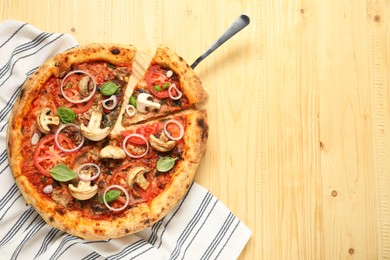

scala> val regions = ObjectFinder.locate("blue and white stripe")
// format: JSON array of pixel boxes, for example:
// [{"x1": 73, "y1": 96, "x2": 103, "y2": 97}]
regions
[{"x1": 0, "y1": 19, "x2": 251, "y2": 259}]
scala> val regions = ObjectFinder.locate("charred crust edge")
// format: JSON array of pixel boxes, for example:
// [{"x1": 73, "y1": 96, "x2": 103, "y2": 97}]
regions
[
  {"x1": 111, "y1": 48, "x2": 120, "y2": 55},
  {"x1": 196, "y1": 117, "x2": 208, "y2": 140}
]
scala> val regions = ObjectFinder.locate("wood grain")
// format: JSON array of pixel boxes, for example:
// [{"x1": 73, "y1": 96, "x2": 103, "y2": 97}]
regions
[{"x1": 1, "y1": 0, "x2": 390, "y2": 259}]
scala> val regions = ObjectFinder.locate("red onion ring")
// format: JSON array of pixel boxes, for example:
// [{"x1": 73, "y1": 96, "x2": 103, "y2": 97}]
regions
[
  {"x1": 102, "y1": 95, "x2": 118, "y2": 110},
  {"x1": 54, "y1": 123, "x2": 85, "y2": 153},
  {"x1": 60, "y1": 70, "x2": 97, "y2": 104},
  {"x1": 77, "y1": 163, "x2": 100, "y2": 181},
  {"x1": 122, "y1": 133, "x2": 149, "y2": 158},
  {"x1": 103, "y1": 185, "x2": 130, "y2": 212},
  {"x1": 164, "y1": 119, "x2": 184, "y2": 141},
  {"x1": 125, "y1": 104, "x2": 136, "y2": 117},
  {"x1": 168, "y1": 84, "x2": 182, "y2": 100}
]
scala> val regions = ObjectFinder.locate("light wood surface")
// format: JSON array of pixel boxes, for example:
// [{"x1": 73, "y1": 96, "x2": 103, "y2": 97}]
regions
[{"x1": 2, "y1": 0, "x2": 390, "y2": 259}]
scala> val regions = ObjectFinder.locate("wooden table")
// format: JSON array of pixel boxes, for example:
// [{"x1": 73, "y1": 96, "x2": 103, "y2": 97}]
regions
[{"x1": 2, "y1": 0, "x2": 390, "y2": 259}]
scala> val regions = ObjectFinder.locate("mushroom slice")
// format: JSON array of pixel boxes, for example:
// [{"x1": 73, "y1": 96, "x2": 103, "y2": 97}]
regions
[
  {"x1": 78, "y1": 75, "x2": 91, "y2": 96},
  {"x1": 36, "y1": 108, "x2": 60, "y2": 134},
  {"x1": 150, "y1": 132, "x2": 177, "y2": 152},
  {"x1": 136, "y1": 93, "x2": 161, "y2": 113},
  {"x1": 80, "y1": 111, "x2": 110, "y2": 141},
  {"x1": 126, "y1": 166, "x2": 150, "y2": 190},
  {"x1": 68, "y1": 171, "x2": 98, "y2": 200},
  {"x1": 99, "y1": 145, "x2": 126, "y2": 159}
]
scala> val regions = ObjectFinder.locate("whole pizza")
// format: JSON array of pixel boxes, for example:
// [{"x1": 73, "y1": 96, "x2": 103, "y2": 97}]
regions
[{"x1": 6, "y1": 44, "x2": 208, "y2": 240}]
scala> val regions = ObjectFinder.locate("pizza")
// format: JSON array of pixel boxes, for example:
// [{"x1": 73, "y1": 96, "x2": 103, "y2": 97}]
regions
[{"x1": 6, "y1": 44, "x2": 208, "y2": 240}]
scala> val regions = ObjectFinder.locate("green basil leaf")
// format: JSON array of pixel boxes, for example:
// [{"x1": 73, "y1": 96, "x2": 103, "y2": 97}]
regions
[
  {"x1": 154, "y1": 85, "x2": 162, "y2": 92},
  {"x1": 102, "y1": 189, "x2": 121, "y2": 203},
  {"x1": 58, "y1": 107, "x2": 76, "y2": 123},
  {"x1": 162, "y1": 82, "x2": 170, "y2": 90},
  {"x1": 100, "y1": 82, "x2": 119, "y2": 96},
  {"x1": 157, "y1": 157, "x2": 177, "y2": 172},
  {"x1": 130, "y1": 95, "x2": 137, "y2": 108},
  {"x1": 50, "y1": 164, "x2": 77, "y2": 182}
]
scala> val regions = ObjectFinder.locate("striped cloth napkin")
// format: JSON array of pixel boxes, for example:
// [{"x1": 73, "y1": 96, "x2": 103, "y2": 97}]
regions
[{"x1": 0, "y1": 20, "x2": 251, "y2": 260}]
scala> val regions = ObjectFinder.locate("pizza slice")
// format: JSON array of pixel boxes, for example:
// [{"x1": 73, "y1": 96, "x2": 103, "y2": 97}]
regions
[{"x1": 121, "y1": 46, "x2": 208, "y2": 127}]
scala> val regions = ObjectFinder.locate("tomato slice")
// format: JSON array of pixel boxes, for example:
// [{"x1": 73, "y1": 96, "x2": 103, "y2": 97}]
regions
[
  {"x1": 121, "y1": 122, "x2": 160, "y2": 144},
  {"x1": 145, "y1": 65, "x2": 178, "y2": 99},
  {"x1": 33, "y1": 134, "x2": 76, "y2": 177},
  {"x1": 62, "y1": 74, "x2": 85, "y2": 101},
  {"x1": 165, "y1": 121, "x2": 183, "y2": 139},
  {"x1": 148, "y1": 87, "x2": 170, "y2": 99},
  {"x1": 54, "y1": 82, "x2": 94, "y2": 114},
  {"x1": 76, "y1": 62, "x2": 111, "y2": 85},
  {"x1": 133, "y1": 172, "x2": 171, "y2": 202},
  {"x1": 109, "y1": 162, "x2": 136, "y2": 187},
  {"x1": 127, "y1": 136, "x2": 147, "y2": 145}
]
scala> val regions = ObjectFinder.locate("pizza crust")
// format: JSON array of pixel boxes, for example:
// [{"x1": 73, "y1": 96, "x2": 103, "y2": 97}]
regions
[
  {"x1": 51, "y1": 43, "x2": 136, "y2": 77},
  {"x1": 181, "y1": 109, "x2": 208, "y2": 163}
]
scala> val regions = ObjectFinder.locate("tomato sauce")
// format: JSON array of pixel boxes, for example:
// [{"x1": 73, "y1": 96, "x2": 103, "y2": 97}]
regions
[{"x1": 19, "y1": 60, "x2": 186, "y2": 219}]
